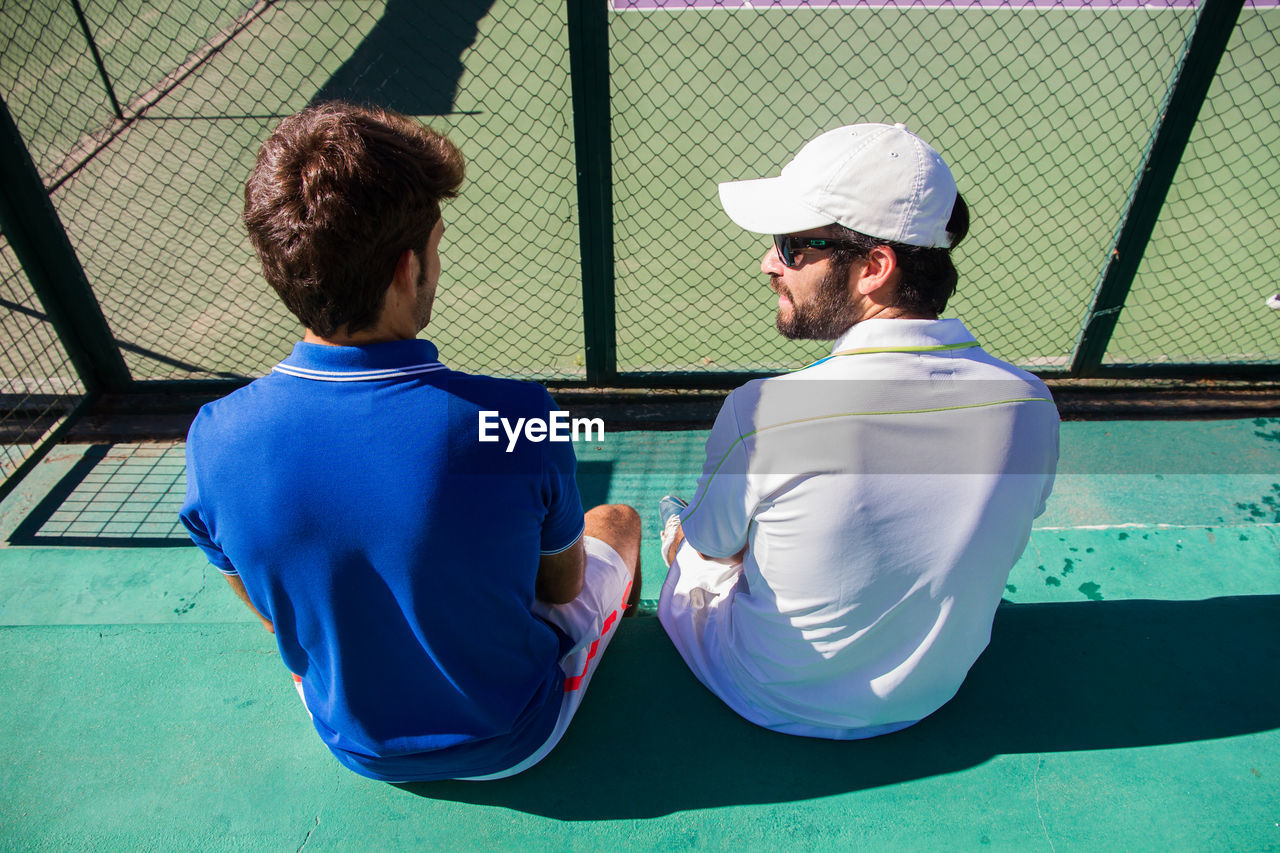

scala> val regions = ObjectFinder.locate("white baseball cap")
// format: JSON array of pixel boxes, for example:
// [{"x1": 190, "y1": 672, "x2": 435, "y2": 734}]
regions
[{"x1": 718, "y1": 123, "x2": 959, "y2": 248}]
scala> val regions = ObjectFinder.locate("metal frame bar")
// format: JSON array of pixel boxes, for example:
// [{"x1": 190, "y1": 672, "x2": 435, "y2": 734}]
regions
[
  {"x1": 0, "y1": 96, "x2": 131, "y2": 393},
  {"x1": 566, "y1": 0, "x2": 618, "y2": 385},
  {"x1": 1082, "y1": 362, "x2": 1280, "y2": 380},
  {"x1": 124, "y1": 357, "x2": 1280, "y2": 400}
]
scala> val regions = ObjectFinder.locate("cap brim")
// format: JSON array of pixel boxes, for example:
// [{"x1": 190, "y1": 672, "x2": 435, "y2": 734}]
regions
[{"x1": 718, "y1": 176, "x2": 837, "y2": 235}]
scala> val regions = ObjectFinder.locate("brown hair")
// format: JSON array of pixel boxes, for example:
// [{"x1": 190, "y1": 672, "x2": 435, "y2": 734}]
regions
[
  {"x1": 826, "y1": 193, "x2": 970, "y2": 316},
  {"x1": 243, "y1": 102, "x2": 465, "y2": 337}
]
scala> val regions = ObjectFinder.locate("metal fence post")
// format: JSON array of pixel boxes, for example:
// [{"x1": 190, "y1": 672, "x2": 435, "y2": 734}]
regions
[
  {"x1": 566, "y1": 0, "x2": 617, "y2": 386},
  {"x1": 0, "y1": 95, "x2": 132, "y2": 393},
  {"x1": 1069, "y1": 0, "x2": 1246, "y2": 376}
]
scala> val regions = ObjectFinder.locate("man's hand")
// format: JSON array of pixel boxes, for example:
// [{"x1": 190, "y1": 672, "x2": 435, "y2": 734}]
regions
[
  {"x1": 702, "y1": 542, "x2": 748, "y2": 566},
  {"x1": 667, "y1": 520, "x2": 746, "y2": 567}
]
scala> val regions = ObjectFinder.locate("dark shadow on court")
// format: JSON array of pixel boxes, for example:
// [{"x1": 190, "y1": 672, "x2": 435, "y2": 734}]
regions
[
  {"x1": 8, "y1": 444, "x2": 190, "y2": 547},
  {"x1": 400, "y1": 596, "x2": 1280, "y2": 819},
  {"x1": 575, "y1": 460, "x2": 614, "y2": 512},
  {"x1": 312, "y1": 0, "x2": 496, "y2": 115}
]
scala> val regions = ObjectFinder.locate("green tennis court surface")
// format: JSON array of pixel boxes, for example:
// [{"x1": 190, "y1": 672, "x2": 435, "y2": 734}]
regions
[{"x1": 0, "y1": 418, "x2": 1276, "y2": 850}]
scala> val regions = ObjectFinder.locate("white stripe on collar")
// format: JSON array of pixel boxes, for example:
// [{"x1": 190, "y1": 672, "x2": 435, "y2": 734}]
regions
[{"x1": 272, "y1": 362, "x2": 447, "y2": 382}]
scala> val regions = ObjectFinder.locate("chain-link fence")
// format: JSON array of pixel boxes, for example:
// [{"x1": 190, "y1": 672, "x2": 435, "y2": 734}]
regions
[
  {"x1": 0, "y1": 230, "x2": 86, "y2": 490},
  {"x1": 610, "y1": 0, "x2": 1277, "y2": 376},
  {"x1": 1109, "y1": 5, "x2": 1280, "y2": 364},
  {"x1": 1, "y1": 0, "x2": 584, "y2": 383},
  {"x1": 0, "y1": 0, "x2": 1276, "y2": 459}
]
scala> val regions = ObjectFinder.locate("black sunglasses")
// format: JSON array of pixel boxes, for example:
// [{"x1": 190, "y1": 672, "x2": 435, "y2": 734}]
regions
[{"x1": 772, "y1": 235, "x2": 856, "y2": 269}]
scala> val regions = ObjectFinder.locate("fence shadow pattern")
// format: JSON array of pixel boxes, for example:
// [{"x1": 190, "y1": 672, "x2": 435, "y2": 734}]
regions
[{"x1": 7, "y1": 442, "x2": 188, "y2": 546}]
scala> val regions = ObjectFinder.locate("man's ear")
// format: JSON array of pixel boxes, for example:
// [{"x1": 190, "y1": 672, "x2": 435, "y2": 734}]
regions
[
  {"x1": 390, "y1": 248, "x2": 417, "y2": 295},
  {"x1": 853, "y1": 244, "x2": 898, "y2": 297}
]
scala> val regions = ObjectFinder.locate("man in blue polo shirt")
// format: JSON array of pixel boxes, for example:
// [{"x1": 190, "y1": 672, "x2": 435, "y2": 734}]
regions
[{"x1": 180, "y1": 103, "x2": 641, "y2": 782}]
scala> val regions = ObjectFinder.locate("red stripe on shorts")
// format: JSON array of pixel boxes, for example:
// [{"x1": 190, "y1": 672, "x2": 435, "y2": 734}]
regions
[{"x1": 563, "y1": 580, "x2": 632, "y2": 692}]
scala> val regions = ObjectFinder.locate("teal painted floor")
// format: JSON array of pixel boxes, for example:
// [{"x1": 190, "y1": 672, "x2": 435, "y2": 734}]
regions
[{"x1": 0, "y1": 419, "x2": 1277, "y2": 851}]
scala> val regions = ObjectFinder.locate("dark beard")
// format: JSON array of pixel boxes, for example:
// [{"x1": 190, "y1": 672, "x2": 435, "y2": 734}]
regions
[{"x1": 775, "y1": 263, "x2": 855, "y2": 340}]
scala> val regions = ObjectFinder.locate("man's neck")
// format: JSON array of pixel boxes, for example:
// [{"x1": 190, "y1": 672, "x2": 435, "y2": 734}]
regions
[
  {"x1": 827, "y1": 307, "x2": 939, "y2": 343},
  {"x1": 303, "y1": 326, "x2": 414, "y2": 347},
  {"x1": 859, "y1": 304, "x2": 937, "y2": 323}
]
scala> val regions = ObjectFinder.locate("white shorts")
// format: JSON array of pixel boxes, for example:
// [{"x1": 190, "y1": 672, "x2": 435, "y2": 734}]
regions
[
  {"x1": 656, "y1": 541, "x2": 752, "y2": 720},
  {"x1": 659, "y1": 543, "x2": 916, "y2": 741},
  {"x1": 293, "y1": 535, "x2": 632, "y2": 780},
  {"x1": 461, "y1": 535, "x2": 632, "y2": 779}
]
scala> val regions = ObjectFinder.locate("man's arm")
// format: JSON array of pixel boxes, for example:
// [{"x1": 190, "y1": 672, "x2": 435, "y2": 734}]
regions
[
  {"x1": 670, "y1": 387, "x2": 755, "y2": 566},
  {"x1": 223, "y1": 572, "x2": 275, "y2": 634},
  {"x1": 536, "y1": 536, "x2": 586, "y2": 604}
]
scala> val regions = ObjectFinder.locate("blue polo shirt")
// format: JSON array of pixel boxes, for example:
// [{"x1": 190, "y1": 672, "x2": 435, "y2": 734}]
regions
[{"x1": 180, "y1": 339, "x2": 585, "y2": 781}]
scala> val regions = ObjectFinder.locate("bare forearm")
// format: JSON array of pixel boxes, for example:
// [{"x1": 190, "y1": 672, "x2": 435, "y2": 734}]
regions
[
  {"x1": 536, "y1": 538, "x2": 586, "y2": 604},
  {"x1": 223, "y1": 573, "x2": 274, "y2": 634}
]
